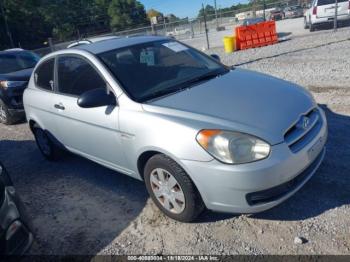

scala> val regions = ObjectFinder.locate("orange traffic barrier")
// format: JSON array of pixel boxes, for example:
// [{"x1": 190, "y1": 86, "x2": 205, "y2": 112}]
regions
[{"x1": 235, "y1": 20, "x2": 278, "y2": 50}]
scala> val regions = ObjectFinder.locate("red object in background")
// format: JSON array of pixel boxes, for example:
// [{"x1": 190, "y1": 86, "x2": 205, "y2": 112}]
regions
[{"x1": 235, "y1": 20, "x2": 278, "y2": 50}]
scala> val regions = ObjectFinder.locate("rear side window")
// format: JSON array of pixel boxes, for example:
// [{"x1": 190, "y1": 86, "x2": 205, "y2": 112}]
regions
[
  {"x1": 317, "y1": 0, "x2": 347, "y2": 5},
  {"x1": 57, "y1": 56, "x2": 106, "y2": 96},
  {"x1": 34, "y1": 58, "x2": 55, "y2": 91}
]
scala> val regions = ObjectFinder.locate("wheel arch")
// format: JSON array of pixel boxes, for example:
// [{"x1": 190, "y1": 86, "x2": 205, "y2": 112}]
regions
[{"x1": 136, "y1": 149, "x2": 207, "y2": 208}]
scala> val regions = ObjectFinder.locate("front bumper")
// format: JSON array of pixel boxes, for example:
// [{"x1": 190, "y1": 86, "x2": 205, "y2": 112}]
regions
[
  {"x1": 182, "y1": 108, "x2": 328, "y2": 214},
  {"x1": 7, "y1": 108, "x2": 25, "y2": 121}
]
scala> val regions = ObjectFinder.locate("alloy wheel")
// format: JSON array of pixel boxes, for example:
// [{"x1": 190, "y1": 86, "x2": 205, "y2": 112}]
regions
[{"x1": 150, "y1": 168, "x2": 186, "y2": 214}]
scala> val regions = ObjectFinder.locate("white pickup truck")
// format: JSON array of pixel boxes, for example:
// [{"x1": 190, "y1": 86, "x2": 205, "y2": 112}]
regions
[{"x1": 304, "y1": 0, "x2": 350, "y2": 31}]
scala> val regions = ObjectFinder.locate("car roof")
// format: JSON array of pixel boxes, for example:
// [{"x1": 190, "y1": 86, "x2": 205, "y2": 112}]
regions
[
  {"x1": 88, "y1": 35, "x2": 120, "y2": 43},
  {"x1": 76, "y1": 35, "x2": 169, "y2": 54},
  {"x1": 0, "y1": 50, "x2": 31, "y2": 55},
  {"x1": 3, "y1": 48, "x2": 25, "y2": 51},
  {"x1": 67, "y1": 35, "x2": 121, "y2": 48}
]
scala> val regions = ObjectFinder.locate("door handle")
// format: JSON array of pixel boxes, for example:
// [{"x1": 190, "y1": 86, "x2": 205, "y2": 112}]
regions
[{"x1": 54, "y1": 103, "x2": 65, "y2": 110}]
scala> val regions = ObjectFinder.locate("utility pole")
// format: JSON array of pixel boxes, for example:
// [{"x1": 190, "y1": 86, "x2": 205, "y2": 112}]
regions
[
  {"x1": 202, "y1": 3, "x2": 210, "y2": 50},
  {"x1": 334, "y1": 0, "x2": 338, "y2": 31},
  {"x1": 214, "y1": 0, "x2": 219, "y2": 29},
  {"x1": 263, "y1": 0, "x2": 266, "y2": 21},
  {"x1": 163, "y1": 17, "x2": 167, "y2": 35},
  {"x1": 0, "y1": 0, "x2": 14, "y2": 47}
]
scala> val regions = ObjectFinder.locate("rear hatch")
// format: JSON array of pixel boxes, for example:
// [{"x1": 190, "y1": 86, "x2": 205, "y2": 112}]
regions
[{"x1": 316, "y1": 0, "x2": 349, "y2": 18}]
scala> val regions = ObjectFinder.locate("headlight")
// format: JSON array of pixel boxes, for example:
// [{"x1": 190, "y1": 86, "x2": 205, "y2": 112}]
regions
[
  {"x1": 0, "y1": 80, "x2": 27, "y2": 90},
  {"x1": 196, "y1": 130, "x2": 271, "y2": 164}
]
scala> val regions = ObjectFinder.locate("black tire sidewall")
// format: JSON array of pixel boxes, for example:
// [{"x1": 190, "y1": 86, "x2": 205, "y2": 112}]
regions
[
  {"x1": 0, "y1": 99, "x2": 12, "y2": 125},
  {"x1": 33, "y1": 125, "x2": 56, "y2": 160},
  {"x1": 144, "y1": 154, "x2": 203, "y2": 222},
  {"x1": 310, "y1": 24, "x2": 315, "y2": 31}
]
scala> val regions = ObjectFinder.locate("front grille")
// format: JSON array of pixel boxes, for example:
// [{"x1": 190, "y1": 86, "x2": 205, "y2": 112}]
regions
[
  {"x1": 284, "y1": 108, "x2": 323, "y2": 153},
  {"x1": 10, "y1": 96, "x2": 23, "y2": 106},
  {"x1": 246, "y1": 148, "x2": 324, "y2": 205}
]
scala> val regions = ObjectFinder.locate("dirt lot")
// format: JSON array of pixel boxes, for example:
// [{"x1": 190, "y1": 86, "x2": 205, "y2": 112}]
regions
[{"x1": 0, "y1": 21, "x2": 350, "y2": 255}]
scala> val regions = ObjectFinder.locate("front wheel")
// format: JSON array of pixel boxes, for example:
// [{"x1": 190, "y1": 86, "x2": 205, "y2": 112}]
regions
[{"x1": 144, "y1": 154, "x2": 204, "y2": 222}]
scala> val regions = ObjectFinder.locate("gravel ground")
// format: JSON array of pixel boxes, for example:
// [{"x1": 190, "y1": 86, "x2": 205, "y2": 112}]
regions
[
  {"x1": 207, "y1": 26, "x2": 350, "y2": 89},
  {"x1": 183, "y1": 17, "x2": 309, "y2": 50},
  {"x1": 0, "y1": 20, "x2": 350, "y2": 255}
]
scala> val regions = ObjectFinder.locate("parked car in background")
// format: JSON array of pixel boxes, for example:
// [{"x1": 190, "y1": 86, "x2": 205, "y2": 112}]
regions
[
  {"x1": 269, "y1": 9, "x2": 285, "y2": 20},
  {"x1": 304, "y1": 0, "x2": 350, "y2": 31},
  {"x1": 242, "y1": 17, "x2": 265, "y2": 26},
  {"x1": 284, "y1": 6, "x2": 304, "y2": 18},
  {"x1": 67, "y1": 35, "x2": 120, "y2": 48},
  {"x1": 0, "y1": 50, "x2": 40, "y2": 125},
  {"x1": 24, "y1": 36, "x2": 327, "y2": 222},
  {"x1": 0, "y1": 162, "x2": 33, "y2": 255},
  {"x1": 166, "y1": 27, "x2": 192, "y2": 37}
]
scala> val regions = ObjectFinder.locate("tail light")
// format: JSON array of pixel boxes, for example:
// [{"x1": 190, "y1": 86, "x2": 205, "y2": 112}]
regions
[{"x1": 312, "y1": 6, "x2": 317, "y2": 15}]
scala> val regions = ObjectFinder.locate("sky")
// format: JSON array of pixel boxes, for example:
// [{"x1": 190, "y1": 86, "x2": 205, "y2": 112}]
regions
[{"x1": 140, "y1": 0, "x2": 246, "y2": 18}]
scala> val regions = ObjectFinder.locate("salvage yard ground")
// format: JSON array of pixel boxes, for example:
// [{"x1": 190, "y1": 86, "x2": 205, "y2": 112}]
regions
[{"x1": 0, "y1": 20, "x2": 349, "y2": 255}]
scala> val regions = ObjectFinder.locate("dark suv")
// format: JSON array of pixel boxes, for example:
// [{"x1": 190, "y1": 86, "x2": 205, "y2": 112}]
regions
[{"x1": 0, "y1": 50, "x2": 40, "y2": 125}]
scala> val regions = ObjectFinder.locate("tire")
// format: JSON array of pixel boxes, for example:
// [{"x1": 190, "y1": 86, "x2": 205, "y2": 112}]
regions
[
  {"x1": 33, "y1": 124, "x2": 61, "y2": 161},
  {"x1": 144, "y1": 154, "x2": 204, "y2": 222},
  {"x1": 310, "y1": 23, "x2": 315, "y2": 32},
  {"x1": 0, "y1": 99, "x2": 15, "y2": 125},
  {"x1": 304, "y1": 17, "x2": 309, "y2": 29}
]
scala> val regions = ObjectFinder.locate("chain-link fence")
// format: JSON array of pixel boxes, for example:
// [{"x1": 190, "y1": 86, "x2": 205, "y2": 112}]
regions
[{"x1": 34, "y1": 0, "x2": 308, "y2": 56}]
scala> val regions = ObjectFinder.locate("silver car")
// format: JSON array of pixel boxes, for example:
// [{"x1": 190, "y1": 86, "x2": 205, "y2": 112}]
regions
[{"x1": 23, "y1": 36, "x2": 327, "y2": 222}]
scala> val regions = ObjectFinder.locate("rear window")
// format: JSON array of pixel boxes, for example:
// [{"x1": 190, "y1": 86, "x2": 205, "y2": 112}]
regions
[
  {"x1": 317, "y1": 0, "x2": 347, "y2": 5},
  {"x1": 34, "y1": 58, "x2": 55, "y2": 91}
]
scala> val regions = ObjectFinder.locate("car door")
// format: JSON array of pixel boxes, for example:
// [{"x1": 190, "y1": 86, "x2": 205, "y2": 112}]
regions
[
  {"x1": 30, "y1": 58, "x2": 58, "y2": 134},
  {"x1": 51, "y1": 55, "x2": 129, "y2": 173}
]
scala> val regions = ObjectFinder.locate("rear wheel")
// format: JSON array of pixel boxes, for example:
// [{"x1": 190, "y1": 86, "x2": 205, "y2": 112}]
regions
[
  {"x1": 144, "y1": 154, "x2": 204, "y2": 222},
  {"x1": 310, "y1": 23, "x2": 315, "y2": 32},
  {"x1": 0, "y1": 99, "x2": 14, "y2": 125},
  {"x1": 33, "y1": 124, "x2": 61, "y2": 161}
]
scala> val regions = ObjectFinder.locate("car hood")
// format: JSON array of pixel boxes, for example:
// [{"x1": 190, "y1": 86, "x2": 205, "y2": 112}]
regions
[
  {"x1": 0, "y1": 68, "x2": 33, "y2": 81},
  {"x1": 144, "y1": 68, "x2": 315, "y2": 145}
]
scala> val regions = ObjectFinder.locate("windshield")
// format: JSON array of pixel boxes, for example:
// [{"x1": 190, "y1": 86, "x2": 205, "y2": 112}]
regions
[
  {"x1": 98, "y1": 40, "x2": 227, "y2": 102},
  {"x1": 0, "y1": 51, "x2": 40, "y2": 74}
]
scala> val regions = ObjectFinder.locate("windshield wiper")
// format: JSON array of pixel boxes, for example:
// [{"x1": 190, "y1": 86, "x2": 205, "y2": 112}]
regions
[
  {"x1": 141, "y1": 69, "x2": 229, "y2": 102},
  {"x1": 183, "y1": 69, "x2": 227, "y2": 87},
  {"x1": 140, "y1": 88, "x2": 180, "y2": 102}
]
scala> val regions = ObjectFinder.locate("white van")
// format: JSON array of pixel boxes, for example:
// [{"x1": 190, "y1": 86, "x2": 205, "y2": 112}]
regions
[{"x1": 304, "y1": 0, "x2": 350, "y2": 31}]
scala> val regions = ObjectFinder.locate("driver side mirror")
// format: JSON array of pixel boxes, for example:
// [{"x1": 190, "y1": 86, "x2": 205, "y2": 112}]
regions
[
  {"x1": 77, "y1": 88, "x2": 116, "y2": 108},
  {"x1": 210, "y1": 54, "x2": 221, "y2": 62}
]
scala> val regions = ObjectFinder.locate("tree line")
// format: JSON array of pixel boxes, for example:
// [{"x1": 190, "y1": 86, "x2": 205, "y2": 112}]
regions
[
  {"x1": 0, "y1": 0, "x2": 283, "y2": 50},
  {"x1": 0, "y1": 0, "x2": 151, "y2": 50}
]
